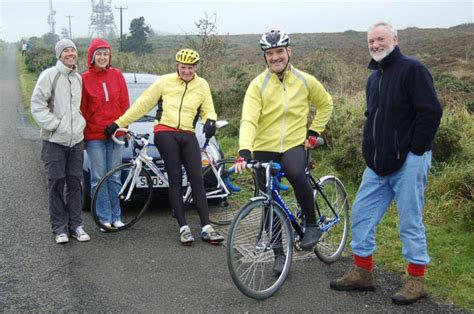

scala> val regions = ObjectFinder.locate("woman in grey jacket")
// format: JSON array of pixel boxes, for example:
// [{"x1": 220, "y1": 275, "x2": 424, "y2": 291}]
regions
[{"x1": 31, "y1": 39, "x2": 90, "y2": 244}]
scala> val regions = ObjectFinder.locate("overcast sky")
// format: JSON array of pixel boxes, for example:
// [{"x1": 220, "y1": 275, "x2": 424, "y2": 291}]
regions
[{"x1": 1, "y1": 0, "x2": 473, "y2": 42}]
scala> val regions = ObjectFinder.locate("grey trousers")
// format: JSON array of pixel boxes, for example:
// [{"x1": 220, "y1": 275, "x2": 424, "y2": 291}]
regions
[{"x1": 41, "y1": 140, "x2": 84, "y2": 235}]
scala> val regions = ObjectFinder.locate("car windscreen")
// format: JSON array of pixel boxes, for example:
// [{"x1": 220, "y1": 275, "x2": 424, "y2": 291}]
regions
[{"x1": 128, "y1": 84, "x2": 157, "y2": 122}]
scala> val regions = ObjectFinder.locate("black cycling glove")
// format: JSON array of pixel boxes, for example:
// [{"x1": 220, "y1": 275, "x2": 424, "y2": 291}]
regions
[
  {"x1": 238, "y1": 149, "x2": 252, "y2": 162},
  {"x1": 104, "y1": 123, "x2": 119, "y2": 138},
  {"x1": 203, "y1": 119, "x2": 216, "y2": 139}
]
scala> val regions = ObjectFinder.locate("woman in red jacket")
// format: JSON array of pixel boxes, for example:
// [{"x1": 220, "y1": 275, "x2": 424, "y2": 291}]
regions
[{"x1": 81, "y1": 38, "x2": 129, "y2": 229}]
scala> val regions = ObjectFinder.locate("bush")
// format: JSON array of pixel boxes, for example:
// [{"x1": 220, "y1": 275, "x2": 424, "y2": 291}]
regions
[
  {"x1": 324, "y1": 94, "x2": 366, "y2": 183},
  {"x1": 465, "y1": 99, "x2": 474, "y2": 114},
  {"x1": 24, "y1": 47, "x2": 56, "y2": 74},
  {"x1": 212, "y1": 65, "x2": 250, "y2": 119},
  {"x1": 432, "y1": 116, "x2": 463, "y2": 162},
  {"x1": 427, "y1": 163, "x2": 474, "y2": 232},
  {"x1": 434, "y1": 73, "x2": 473, "y2": 93},
  {"x1": 295, "y1": 51, "x2": 367, "y2": 96}
]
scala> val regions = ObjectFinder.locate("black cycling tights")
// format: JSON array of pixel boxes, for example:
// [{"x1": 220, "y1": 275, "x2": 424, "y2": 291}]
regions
[
  {"x1": 253, "y1": 145, "x2": 316, "y2": 224},
  {"x1": 154, "y1": 131, "x2": 210, "y2": 227}
]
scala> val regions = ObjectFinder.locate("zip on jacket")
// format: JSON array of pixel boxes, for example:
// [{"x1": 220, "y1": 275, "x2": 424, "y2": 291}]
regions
[{"x1": 177, "y1": 81, "x2": 189, "y2": 129}]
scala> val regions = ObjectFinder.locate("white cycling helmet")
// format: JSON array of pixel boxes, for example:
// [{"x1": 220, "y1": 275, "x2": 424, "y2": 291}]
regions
[{"x1": 260, "y1": 30, "x2": 290, "y2": 51}]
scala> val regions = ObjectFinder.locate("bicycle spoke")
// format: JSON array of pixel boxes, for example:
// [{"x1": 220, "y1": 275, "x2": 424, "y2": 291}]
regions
[
  {"x1": 227, "y1": 200, "x2": 293, "y2": 300},
  {"x1": 314, "y1": 176, "x2": 349, "y2": 263}
]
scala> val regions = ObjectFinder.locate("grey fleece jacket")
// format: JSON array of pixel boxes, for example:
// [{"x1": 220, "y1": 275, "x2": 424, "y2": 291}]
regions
[{"x1": 31, "y1": 60, "x2": 85, "y2": 147}]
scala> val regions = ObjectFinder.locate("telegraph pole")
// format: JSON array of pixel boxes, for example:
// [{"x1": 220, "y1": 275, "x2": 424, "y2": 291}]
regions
[
  {"x1": 114, "y1": 5, "x2": 128, "y2": 51},
  {"x1": 66, "y1": 15, "x2": 74, "y2": 39}
]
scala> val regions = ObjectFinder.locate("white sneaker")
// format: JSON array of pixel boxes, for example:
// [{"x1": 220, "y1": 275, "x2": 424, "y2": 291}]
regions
[
  {"x1": 100, "y1": 222, "x2": 112, "y2": 232},
  {"x1": 112, "y1": 220, "x2": 125, "y2": 228},
  {"x1": 201, "y1": 225, "x2": 224, "y2": 244},
  {"x1": 71, "y1": 226, "x2": 91, "y2": 242},
  {"x1": 180, "y1": 225, "x2": 194, "y2": 245},
  {"x1": 55, "y1": 233, "x2": 69, "y2": 244}
]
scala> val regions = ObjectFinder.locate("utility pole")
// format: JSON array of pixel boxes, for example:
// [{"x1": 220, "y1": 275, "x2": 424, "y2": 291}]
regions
[
  {"x1": 66, "y1": 15, "x2": 74, "y2": 39},
  {"x1": 114, "y1": 5, "x2": 128, "y2": 51}
]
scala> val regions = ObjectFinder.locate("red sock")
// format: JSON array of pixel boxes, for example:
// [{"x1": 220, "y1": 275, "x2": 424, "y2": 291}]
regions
[
  {"x1": 407, "y1": 263, "x2": 426, "y2": 277},
  {"x1": 354, "y1": 254, "x2": 373, "y2": 272}
]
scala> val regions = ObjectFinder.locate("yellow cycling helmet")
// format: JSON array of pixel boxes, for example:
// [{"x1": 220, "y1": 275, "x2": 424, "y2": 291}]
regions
[{"x1": 175, "y1": 49, "x2": 200, "y2": 65}]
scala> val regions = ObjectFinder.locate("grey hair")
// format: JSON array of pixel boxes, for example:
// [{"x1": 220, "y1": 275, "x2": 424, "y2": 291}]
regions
[{"x1": 368, "y1": 22, "x2": 398, "y2": 39}]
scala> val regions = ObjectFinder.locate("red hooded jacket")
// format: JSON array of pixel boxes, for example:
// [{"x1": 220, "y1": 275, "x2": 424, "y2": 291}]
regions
[{"x1": 81, "y1": 38, "x2": 129, "y2": 140}]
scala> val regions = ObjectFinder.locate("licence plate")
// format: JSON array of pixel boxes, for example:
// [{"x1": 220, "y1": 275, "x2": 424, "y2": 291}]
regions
[{"x1": 136, "y1": 174, "x2": 187, "y2": 188}]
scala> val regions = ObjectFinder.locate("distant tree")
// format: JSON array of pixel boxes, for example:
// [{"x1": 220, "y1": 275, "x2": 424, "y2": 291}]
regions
[
  {"x1": 42, "y1": 32, "x2": 60, "y2": 46},
  {"x1": 122, "y1": 16, "x2": 153, "y2": 53},
  {"x1": 184, "y1": 12, "x2": 227, "y2": 76}
]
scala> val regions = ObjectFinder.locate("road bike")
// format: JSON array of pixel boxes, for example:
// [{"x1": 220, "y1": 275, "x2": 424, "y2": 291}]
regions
[
  {"x1": 226, "y1": 152, "x2": 349, "y2": 299},
  {"x1": 91, "y1": 127, "x2": 257, "y2": 232}
]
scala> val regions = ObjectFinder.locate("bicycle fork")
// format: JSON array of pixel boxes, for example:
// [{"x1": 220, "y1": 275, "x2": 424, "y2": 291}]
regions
[{"x1": 119, "y1": 160, "x2": 143, "y2": 202}]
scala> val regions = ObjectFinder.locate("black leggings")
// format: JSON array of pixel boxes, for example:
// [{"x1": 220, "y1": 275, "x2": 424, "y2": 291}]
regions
[
  {"x1": 253, "y1": 145, "x2": 316, "y2": 224},
  {"x1": 154, "y1": 131, "x2": 210, "y2": 227}
]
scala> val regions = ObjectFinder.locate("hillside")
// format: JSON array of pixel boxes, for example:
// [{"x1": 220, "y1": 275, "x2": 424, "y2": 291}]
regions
[{"x1": 147, "y1": 24, "x2": 474, "y2": 81}]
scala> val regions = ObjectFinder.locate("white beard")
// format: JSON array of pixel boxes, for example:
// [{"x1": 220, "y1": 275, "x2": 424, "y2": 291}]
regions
[{"x1": 370, "y1": 44, "x2": 395, "y2": 62}]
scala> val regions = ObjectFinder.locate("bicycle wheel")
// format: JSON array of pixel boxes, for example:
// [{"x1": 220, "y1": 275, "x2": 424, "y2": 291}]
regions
[
  {"x1": 313, "y1": 176, "x2": 349, "y2": 263},
  {"x1": 91, "y1": 163, "x2": 153, "y2": 232},
  {"x1": 227, "y1": 198, "x2": 293, "y2": 300},
  {"x1": 206, "y1": 159, "x2": 258, "y2": 225}
]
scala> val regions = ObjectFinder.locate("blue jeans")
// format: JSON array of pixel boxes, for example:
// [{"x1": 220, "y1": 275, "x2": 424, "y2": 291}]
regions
[
  {"x1": 86, "y1": 139, "x2": 123, "y2": 224},
  {"x1": 350, "y1": 151, "x2": 432, "y2": 265}
]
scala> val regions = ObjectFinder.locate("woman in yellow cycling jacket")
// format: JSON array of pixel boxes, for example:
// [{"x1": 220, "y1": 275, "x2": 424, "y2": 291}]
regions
[{"x1": 105, "y1": 49, "x2": 224, "y2": 246}]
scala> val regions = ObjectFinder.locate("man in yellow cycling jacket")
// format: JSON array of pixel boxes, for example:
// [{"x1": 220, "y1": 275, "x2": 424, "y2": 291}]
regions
[
  {"x1": 106, "y1": 49, "x2": 224, "y2": 246},
  {"x1": 235, "y1": 30, "x2": 333, "y2": 276}
]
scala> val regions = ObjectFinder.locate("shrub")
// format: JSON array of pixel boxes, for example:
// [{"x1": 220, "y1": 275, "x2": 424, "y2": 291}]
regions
[
  {"x1": 212, "y1": 65, "x2": 250, "y2": 119},
  {"x1": 295, "y1": 51, "x2": 367, "y2": 96},
  {"x1": 432, "y1": 115, "x2": 463, "y2": 162},
  {"x1": 465, "y1": 99, "x2": 474, "y2": 114},
  {"x1": 24, "y1": 47, "x2": 56, "y2": 74},
  {"x1": 427, "y1": 163, "x2": 474, "y2": 232},
  {"x1": 434, "y1": 73, "x2": 473, "y2": 93},
  {"x1": 324, "y1": 94, "x2": 367, "y2": 183}
]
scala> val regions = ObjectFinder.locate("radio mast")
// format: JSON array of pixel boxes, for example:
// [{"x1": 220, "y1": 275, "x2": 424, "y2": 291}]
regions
[{"x1": 47, "y1": 0, "x2": 56, "y2": 34}]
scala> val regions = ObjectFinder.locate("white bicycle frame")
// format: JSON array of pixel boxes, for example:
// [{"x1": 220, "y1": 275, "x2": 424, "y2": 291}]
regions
[{"x1": 112, "y1": 127, "x2": 233, "y2": 204}]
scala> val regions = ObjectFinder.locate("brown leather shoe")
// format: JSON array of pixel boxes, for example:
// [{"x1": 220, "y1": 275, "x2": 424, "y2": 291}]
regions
[
  {"x1": 330, "y1": 267, "x2": 375, "y2": 291},
  {"x1": 391, "y1": 275, "x2": 427, "y2": 305}
]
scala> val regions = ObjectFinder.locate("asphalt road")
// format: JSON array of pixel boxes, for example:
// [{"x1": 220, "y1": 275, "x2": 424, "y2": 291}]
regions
[{"x1": 0, "y1": 44, "x2": 465, "y2": 312}]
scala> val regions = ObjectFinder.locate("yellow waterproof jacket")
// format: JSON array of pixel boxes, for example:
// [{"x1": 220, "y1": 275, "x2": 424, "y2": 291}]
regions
[
  {"x1": 239, "y1": 66, "x2": 333, "y2": 153},
  {"x1": 115, "y1": 73, "x2": 217, "y2": 131}
]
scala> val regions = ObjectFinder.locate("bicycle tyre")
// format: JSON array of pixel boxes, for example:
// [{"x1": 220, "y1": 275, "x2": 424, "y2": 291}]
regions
[
  {"x1": 227, "y1": 198, "x2": 293, "y2": 300},
  {"x1": 207, "y1": 159, "x2": 258, "y2": 226},
  {"x1": 313, "y1": 176, "x2": 349, "y2": 263},
  {"x1": 91, "y1": 163, "x2": 153, "y2": 232}
]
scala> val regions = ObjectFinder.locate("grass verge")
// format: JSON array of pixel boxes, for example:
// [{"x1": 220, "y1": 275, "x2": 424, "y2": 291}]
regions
[{"x1": 18, "y1": 53, "x2": 38, "y2": 125}]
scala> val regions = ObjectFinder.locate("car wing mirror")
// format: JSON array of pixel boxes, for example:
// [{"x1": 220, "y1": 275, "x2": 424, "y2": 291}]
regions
[{"x1": 216, "y1": 120, "x2": 229, "y2": 129}]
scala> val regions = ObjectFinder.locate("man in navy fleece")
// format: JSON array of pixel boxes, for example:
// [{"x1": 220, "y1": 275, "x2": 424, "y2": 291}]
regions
[{"x1": 329, "y1": 22, "x2": 442, "y2": 305}]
